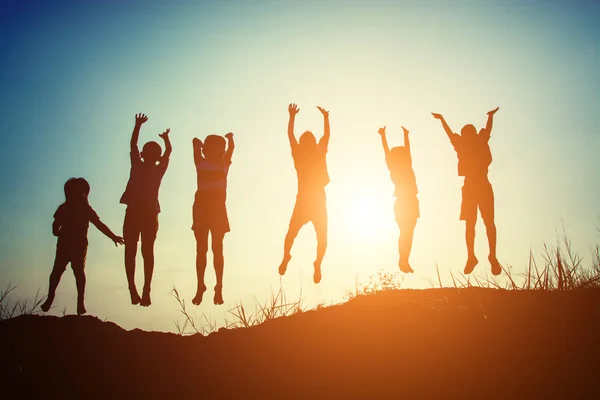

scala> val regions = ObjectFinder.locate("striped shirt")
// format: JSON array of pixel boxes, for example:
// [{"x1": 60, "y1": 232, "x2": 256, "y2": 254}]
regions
[{"x1": 195, "y1": 157, "x2": 231, "y2": 194}]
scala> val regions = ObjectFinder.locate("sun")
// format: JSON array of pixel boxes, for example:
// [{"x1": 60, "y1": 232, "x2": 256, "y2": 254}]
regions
[{"x1": 344, "y1": 192, "x2": 396, "y2": 240}]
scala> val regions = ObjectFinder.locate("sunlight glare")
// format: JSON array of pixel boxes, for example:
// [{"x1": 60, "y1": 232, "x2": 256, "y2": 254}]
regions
[{"x1": 345, "y1": 193, "x2": 394, "y2": 240}]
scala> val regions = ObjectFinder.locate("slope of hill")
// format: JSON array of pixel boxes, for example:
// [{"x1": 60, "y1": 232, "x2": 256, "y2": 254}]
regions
[{"x1": 2, "y1": 287, "x2": 599, "y2": 399}]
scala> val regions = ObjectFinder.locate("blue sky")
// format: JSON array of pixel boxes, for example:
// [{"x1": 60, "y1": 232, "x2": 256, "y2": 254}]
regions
[{"x1": 0, "y1": 0, "x2": 599, "y2": 332}]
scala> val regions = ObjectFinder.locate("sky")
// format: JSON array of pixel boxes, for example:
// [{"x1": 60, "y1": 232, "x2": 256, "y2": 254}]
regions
[{"x1": 0, "y1": 0, "x2": 599, "y2": 333}]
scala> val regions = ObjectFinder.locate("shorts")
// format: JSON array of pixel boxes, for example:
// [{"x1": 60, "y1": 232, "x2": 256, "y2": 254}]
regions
[
  {"x1": 123, "y1": 206, "x2": 159, "y2": 243},
  {"x1": 394, "y1": 195, "x2": 420, "y2": 229},
  {"x1": 460, "y1": 179, "x2": 494, "y2": 222},
  {"x1": 54, "y1": 240, "x2": 87, "y2": 272},
  {"x1": 192, "y1": 192, "x2": 230, "y2": 234},
  {"x1": 290, "y1": 190, "x2": 327, "y2": 231}
]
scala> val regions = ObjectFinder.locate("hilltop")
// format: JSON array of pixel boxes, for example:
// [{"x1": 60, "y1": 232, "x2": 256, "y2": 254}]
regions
[{"x1": 1, "y1": 287, "x2": 599, "y2": 399}]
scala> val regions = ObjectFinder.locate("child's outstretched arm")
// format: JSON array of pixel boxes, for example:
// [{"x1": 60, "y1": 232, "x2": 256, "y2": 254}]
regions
[
  {"x1": 288, "y1": 103, "x2": 300, "y2": 150},
  {"x1": 159, "y1": 128, "x2": 172, "y2": 160},
  {"x1": 192, "y1": 138, "x2": 204, "y2": 164},
  {"x1": 402, "y1": 126, "x2": 412, "y2": 159},
  {"x1": 317, "y1": 106, "x2": 330, "y2": 150},
  {"x1": 92, "y1": 219, "x2": 125, "y2": 246},
  {"x1": 480, "y1": 107, "x2": 499, "y2": 140},
  {"x1": 377, "y1": 126, "x2": 390, "y2": 156},
  {"x1": 224, "y1": 132, "x2": 235, "y2": 162},
  {"x1": 432, "y1": 113, "x2": 455, "y2": 141},
  {"x1": 131, "y1": 113, "x2": 148, "y2": 154}
]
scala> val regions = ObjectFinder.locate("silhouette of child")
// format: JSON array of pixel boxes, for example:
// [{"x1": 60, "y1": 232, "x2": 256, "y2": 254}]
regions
[
  {"x1": 279, "y1": 103, "x2": 330, "y2": 284},
  {"x1": 41, "y1": 178, "x2": 124, "y2": 315},
  {"x1": 120, "y1": 113, "x2": 171, "y2": 306},
  {"x1": 377, "y1": 126, "x2": 419, "y2": 273},
  {"x1": 432, "y1": 107, "x2": 501, "y2": 275},
  {"x1": 191, "y1": 132, "x2": 235, "y2": 306}
]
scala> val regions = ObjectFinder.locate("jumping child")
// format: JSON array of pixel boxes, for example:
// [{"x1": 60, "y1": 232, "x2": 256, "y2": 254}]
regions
[
  {"x1": 432, "y1": 107, "x2": 501, "y2": 275},
  {"x1": 191, "y1": 132, "x2": 235, "y2": 306},
  {"x1": 377, "y1": 125, "x2": 419, "y2": 273},
  {"x1": 41, "y1": 177, "x2": 124, "y2": 315},
  {"x1": 278, "y1": 103, "x2": 330, "y2": 284},
  {"x1": 120, "y1": 113, "x2": 172, "y2": 306}
]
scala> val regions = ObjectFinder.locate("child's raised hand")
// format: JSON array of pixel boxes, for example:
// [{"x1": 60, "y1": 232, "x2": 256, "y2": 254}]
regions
[
  {"x1": 317, "y1": 106, "x2": 329, "y2": 117},
  {"x1": 193, "y1": 137, "x2": 203, "y2": 147},
  {"x1": 288, "y1": 103, "x2": 300, "y2": 116},
  {"x1": 159, "y1": 128, "x2": 170, "y2": 139},
  {"x1": 225, "y1": 132, "x2": 234, "y2": 140},
  {"x1": 135, "y1": 113, "x2": 148, "y2": 125},
  {"x1": 487, "y1": 106, "x2": 499, "y2": 115},
  {"x1": 402, "y1": 126, "x2": 410, "y2": 135},
  {"x1": 431, "y1": 113, "x2": 443, "y2": 120},
  {"x1": 378, "y1": 126, "x2": 386, "y2": 136},
  {"x1": 113, "y1": 236, "x2": 125, "y2": 246}
]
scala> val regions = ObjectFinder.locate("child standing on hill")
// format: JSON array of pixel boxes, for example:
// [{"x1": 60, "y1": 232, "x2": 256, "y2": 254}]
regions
[
  {"x1": 279, "y1": 103, "x2": 330, "y2": 284},
  {"x1": 191, "y1": 132, "x2": 235, "y2": 306},
  {"x1": 432, "y1": 107, "x2": 501, "y2": 275},
  {"x1": 377, "y1": 126, "x2": 420, "y2": 273},
  {"x1": 41, "y1": 178, "x2": 124, "y2": 315},
  {"x1": 120, "y1": 113, "x2": 172, "y2": 307}
]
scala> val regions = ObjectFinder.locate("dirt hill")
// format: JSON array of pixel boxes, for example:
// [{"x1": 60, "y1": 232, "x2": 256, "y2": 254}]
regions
[{"x1": 1, "y1": 287, "x2": 599, "y2": 399}]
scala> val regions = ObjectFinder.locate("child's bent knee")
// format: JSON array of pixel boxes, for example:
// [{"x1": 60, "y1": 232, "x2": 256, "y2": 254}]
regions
[{"x1": 483, "y1": 218, "x2": 496, "y2": 228}]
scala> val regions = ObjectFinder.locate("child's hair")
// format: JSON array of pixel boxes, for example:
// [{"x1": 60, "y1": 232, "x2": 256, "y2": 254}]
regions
[
  {"x1": 460, "y1": 124, "x2": 477, "y2": 139},
  {"x1": 203, "y1": 135, "x2": 226, "y2": 160},
  {"x1": 64, "y1": 177, "x2": 90, "y2": 205},
  {"x1": 142, "y1": 141, "x2": 162, "y2": 163},
  {"x1": 388, "y1": 146, "x2": 411, "y2": 168}
]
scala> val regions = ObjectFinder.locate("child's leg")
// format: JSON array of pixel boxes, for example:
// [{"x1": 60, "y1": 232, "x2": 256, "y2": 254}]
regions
[
  {"x1": 123, "y1": 208, "x2": 141, "y2": 304},
  {"x1": 140, "y1": 214, "x2": 158, "y2": 307},
  {"x1": 280, "y1": 198, "x2": 310, "y2": 275},
  {"x1": 465, "y1": 220, "x2": 476, "y2": 258},
  {"x1": 481, "y1": 183, "x2": 500, "y2": 275},
  {"x1": 71, "y1": 248, "x2": 87, "y2": 315},
  {"x1": 313, "y1": 227, "x2": 327, "y2": 284},
  {"x1": 461, "y1": 182, "x2": 479, "y2": 274},
  {"x1": 41, "y1": 246, "x2": 70, "y2": 312},
  {"x1": 464, "y1": 220, "x2": 478, "y2": 273},
  {"x1": 124, "y1": 243, "x2": 139, "y2": 302},
  {"x1": 398, "y1": 218, "x2": 417, "y2": 273},
  {"x1": 192, "y1": 228, "x2": 209, "y2": 305},
  {"x1": 312, "y1": 206, "x2": 328, "y2": 284},
  {"x1": 484, "y1": 217, "x2": 500, "y2": 274},
  {"x1": 280, "y1": 221, "x2": 302, "y2": 275},
  {"x1": 211, "y1": 232, "x2": 225, "y2": 305},
  {"x1": 483, "y1": 217, "x2": 497, "y2": 259}
]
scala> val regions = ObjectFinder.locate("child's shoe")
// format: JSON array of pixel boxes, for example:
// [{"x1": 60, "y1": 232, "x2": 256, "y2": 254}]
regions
[
  {"x1": 464, "y1": 256, "x2": 479, "y2": 274},
  {"x1": 489, "y1": 255, "x2": 502, "y2": 276}
]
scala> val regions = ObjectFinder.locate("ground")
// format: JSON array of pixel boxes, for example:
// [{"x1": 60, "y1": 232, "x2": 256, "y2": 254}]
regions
[{"x1": 1, "y1": 287, "x2": 599, "y2": 399}]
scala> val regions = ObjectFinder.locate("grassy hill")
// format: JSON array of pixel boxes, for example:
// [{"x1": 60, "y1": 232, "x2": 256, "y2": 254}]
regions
[{"x1": 2, "y1": 287, "x2": 599, "y2": 399}]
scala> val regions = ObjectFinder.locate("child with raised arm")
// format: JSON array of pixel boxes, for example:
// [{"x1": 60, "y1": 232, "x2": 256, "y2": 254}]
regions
[
  {"x1": 432, "y1": 107, "x2": 501, "y2": 275},
  {"x1": 120, "y1": 113, "x2": 171, "y2": 306},
  {"x1": 191, "y1": 132, "x2": 235, "y2": 306},
  {"x1": 278, "y1": 103, "x2": 330, "y2": 284},
  {"x1": 377, "y1": 126, "x2": 420, "y2": 273},
  {"x1": 41, "y1": 178, "x2": 124, "y2": 315}
]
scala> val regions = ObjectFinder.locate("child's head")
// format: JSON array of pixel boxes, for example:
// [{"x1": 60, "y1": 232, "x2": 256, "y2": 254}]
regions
[
  {"x1": 298, "y1": 131, "x2": 318, "y2": 154},
  {"x1": 141, "y1": 141, "x2": 162, "y2": 164},
  {"x1": 388, "y1": 146, "x2": 411, "y2": 168},
  {"x1": 64, "y1": 177, "x2": 90, "y2": 204},
  {"x1": 203, "y1": 135, "x2": 226, "y2": 161},
  {"x1": 460, "y1": 124, "x2": 477, "y2": 140}
]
